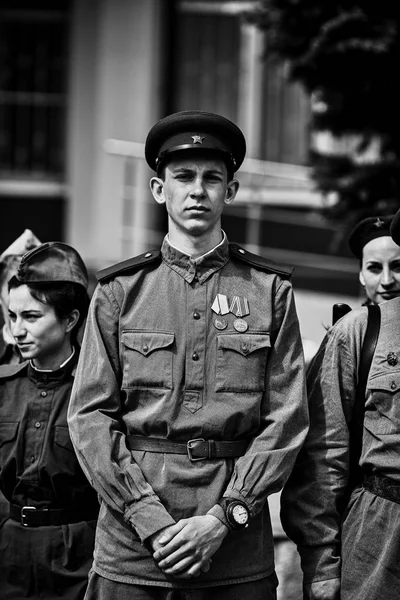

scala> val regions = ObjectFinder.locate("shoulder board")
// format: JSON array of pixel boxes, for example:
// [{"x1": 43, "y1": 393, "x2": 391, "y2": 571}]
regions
[
  {"x1": 0, "y1": 361, "x2": 28, "y2": 379},
  {"x1": 96, "y1": 249, "x2": 161, "y2": 282},
  {"x1": 229, "y1": 244, "x2": 293, "y2": 279}
]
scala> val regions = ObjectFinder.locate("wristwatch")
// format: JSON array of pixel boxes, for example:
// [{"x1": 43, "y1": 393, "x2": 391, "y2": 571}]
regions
[{"x1": 218, "y1": 498, "x2": 249, "y2": 530}]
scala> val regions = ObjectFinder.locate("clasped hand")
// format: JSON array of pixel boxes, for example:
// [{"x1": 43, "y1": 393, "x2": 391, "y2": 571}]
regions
[{"x1": 150, "y1": 515, "x2": 228, "y2": 579}]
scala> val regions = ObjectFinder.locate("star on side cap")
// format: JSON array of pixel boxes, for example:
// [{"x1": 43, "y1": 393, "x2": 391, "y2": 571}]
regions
[{"x1": 348, "y1": 214, "x2": 395, "y2": 258}]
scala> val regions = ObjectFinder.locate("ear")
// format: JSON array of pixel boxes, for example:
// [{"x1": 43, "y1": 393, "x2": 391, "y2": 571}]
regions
[
  {"x1": 150, "y1": 177, "x2": 166, "y2": 205},
  {"x1": 224, "y1": 179, "x2": 239, "y2": 205},
  {"x1": 359, "y1": 270, "x2": 365, "y2": 287},
  {"x1": 65, "y1": 309, "x2": 80, "y2": 333}
]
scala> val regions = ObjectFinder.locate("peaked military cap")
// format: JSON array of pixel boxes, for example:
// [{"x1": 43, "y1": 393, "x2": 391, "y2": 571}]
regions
[
  {"x1": 390, "y1": 209, "x2": 400, "y2": 246},
  {"x1": 16, "y1": 242, "x2": 88, "y2": 289},
  {"x1": 348, "y1": 214, "x2": 395, "y2": 258},
  {"x1": 145, "y1": 110, "x2": 246, "y2": 174}
]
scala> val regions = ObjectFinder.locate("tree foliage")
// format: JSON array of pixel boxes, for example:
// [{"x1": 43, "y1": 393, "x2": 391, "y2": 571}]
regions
[{"x1": 247, "y1": 1, "x2": 400, "y2": 220}]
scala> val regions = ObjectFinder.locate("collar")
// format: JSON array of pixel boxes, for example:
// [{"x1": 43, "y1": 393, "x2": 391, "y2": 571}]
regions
[
  {"x1": 161, "y1": 232, "x2": 230, "y2": 284},
  {"x1": 27, "y1": 346, "x2": 79, "y2": 386}
]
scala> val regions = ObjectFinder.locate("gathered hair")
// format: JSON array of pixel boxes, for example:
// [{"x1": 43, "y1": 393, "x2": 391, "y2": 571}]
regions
[{"x1": 8, "y1": 277, "x2": 90, "y2": 342}]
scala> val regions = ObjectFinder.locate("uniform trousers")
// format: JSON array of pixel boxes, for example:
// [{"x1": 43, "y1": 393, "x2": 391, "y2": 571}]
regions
[
  {"x1": 0, "y1": 518, "x2": 96, "y2": 599},
  {"x1": 84, "y1": 570, "x2": 278, "y2": 600},
  {"x1": 341, "y1": 486, "x2": 400, "y2": 600}
]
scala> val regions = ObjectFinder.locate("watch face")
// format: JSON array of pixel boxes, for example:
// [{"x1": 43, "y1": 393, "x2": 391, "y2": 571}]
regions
[{"x1": 232, "y1": 503, "x2": 249, "y2": 525}]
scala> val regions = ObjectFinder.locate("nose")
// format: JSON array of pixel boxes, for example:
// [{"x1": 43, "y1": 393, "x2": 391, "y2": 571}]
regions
[
  {"x1": 12, "y1": 318, "x2": 27, "y2": 339},
  {"x1": 190, "y1": 175, "x2": 206, "y2": 198},
  {"x1": 381, "y1": 267, "x2": 395, "y2": 287}
]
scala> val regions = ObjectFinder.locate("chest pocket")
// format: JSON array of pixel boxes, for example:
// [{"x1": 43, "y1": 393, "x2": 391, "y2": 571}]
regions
[
  {"x1": 365, "y1": 372, "x2": 400, "y2": 434},
  {"x1": 216, "y1": 333, "x2": 271, "y2": 393},
  {"x1": 122, "y1": 331, "x2": 175, "y2": 389},
  {"x1": 0, "y1": 421, "x2": 19, "y2": 469}
]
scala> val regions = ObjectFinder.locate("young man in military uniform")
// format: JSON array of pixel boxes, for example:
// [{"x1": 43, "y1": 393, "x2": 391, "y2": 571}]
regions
[{"x1": 68, "y1": 110, "x2": 308, "y2": 600}]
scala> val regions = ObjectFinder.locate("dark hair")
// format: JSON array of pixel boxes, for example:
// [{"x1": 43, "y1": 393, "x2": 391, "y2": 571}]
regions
[{"x1": 8, "y1": 277, "x2": 90, "y2": 342}]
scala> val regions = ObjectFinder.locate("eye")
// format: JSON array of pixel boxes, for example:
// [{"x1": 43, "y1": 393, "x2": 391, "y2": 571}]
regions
[
  {"x1": 366, "y1": 264, "x2": 382, "y2": 274},
  {"x1": 175, "y1": 172, "x2": 192, "y2": 181},
  {"x1": 23, "y1": 312, "x2": 41, "y2": 322},
  {"x1": 8, "y1": 312, "x2": 16, "y2": 323},
  {"x1": 205, "y1": 174, "x2": 222, "y2": 183}
]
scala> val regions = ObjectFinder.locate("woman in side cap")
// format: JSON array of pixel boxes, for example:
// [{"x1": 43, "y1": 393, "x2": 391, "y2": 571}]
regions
[
  {"x1": 348, "y1": 214, "x2": 400, "y2": 305},
  {"x1": 282, "y1": 207, "x2": 400, "y2": 600},
  {"x1": 0, "y1": 242, "x2": 99, "y2": 599}
]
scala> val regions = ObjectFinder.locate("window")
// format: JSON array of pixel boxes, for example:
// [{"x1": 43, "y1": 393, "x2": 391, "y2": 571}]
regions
[{"x1": 0, "y1": 1, "x2": 70, "y2": 181}]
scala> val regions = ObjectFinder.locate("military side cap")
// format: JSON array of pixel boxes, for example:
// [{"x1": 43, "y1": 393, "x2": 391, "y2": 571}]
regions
[
  {"x1": 17, "y1": 242, "x2": 88, "y2": 289},
  {"x1": 145, "y1": 110, "x2": 246, "y2": 174},
  {"x1": 348, "y1": 214, "x2": 394, "y2": 258},
  {"x1": 0, "y1": 229, "x2": 41, "y2": 262},
  {"x1": 390, "y1": 209, "x2": 400, "y2": 246}
]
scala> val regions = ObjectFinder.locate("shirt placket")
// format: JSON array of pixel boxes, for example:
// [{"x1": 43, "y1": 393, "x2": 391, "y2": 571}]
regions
[
  {"x1": 24, "y1": 379, "x2": 52, "y2": 482},
  {"x1": 183, "y1": 278, "x2": 207, "y2": 414}
]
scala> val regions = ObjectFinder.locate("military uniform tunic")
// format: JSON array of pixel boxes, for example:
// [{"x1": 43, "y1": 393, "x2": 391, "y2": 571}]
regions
[
  {"x1": 0, "y1": 350, "x2": 99, "y2": 599},
  {"x1": 282, "y1": 296, "x2": 400, "y2": 599},
  {"x1": 68, "y1": 236, "x2": 308, "y2": 588}
]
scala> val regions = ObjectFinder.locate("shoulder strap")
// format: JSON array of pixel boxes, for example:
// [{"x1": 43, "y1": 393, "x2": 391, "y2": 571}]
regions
[
  {"x1": 96, "y1": 250, "x2": 161, "y2": 282},
  {"x1": 229, "y1": 243, "x2": 293, "y2": 279},
  {"x1": 348, "y1": 303, "x2": 381, "y2": 489}
]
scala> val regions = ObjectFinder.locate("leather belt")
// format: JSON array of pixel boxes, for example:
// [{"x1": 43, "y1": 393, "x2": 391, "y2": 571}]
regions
[
  {"x1": 9, "y1": 504, "x2": 98, "y2": 527},
  {"x1": 363, "y1": 472, "x2": 400, "y2": 505},
  {"x1": 127, "y1": 435, "x2": 248, "y2": 461}
]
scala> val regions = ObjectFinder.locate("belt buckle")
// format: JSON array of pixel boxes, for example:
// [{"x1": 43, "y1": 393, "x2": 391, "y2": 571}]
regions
[
  {"x1": 21, "y1": 506, "x2": 36, "y2": 527},
  {"x1": 187, "y1": 438, "x2": 206, "y2": 461}
]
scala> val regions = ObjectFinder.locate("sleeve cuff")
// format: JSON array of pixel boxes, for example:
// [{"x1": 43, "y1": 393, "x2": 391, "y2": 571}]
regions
[
  {"x1": 124, "y1": 495, "x2": 176, "y2": 543},
  {"x1": 298, "y1": 545, "x2": 341, "y2": 583}
]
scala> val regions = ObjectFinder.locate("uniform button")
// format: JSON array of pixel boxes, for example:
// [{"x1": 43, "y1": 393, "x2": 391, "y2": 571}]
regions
[
  {"x1": 193, "y1": 311, "x2": 200, "y2": 320},
  {"x1": 35, "y1": 421, "x2": 41, "y2": 428},
  {"x1": 192, "y1": 352, "x2": 199, "y2": 361},
  {"x1": 143, "y1": 345, "x2": 149, "y2": 353},
  {"x1": 30, "y1": 456, "x2": 35, "y2": 463},
  {"x1": 40, "y1": 391, "x2": 47, "y2": 397},
  {"x1": 42, "y1": 374, "x2": 48, "y2": 381},
  {"x1": 387, "y1": 352, "x2": 398, "y2": 366},
  {"x1": 241, "y1": 343, "x2": 249, "y2": 354},
  {"x1": 391, "y1": 381, "x2": 397, "y2": 390}
]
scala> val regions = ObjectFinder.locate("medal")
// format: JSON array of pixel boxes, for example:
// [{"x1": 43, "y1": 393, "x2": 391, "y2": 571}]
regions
[
  {"x1": 214, "y1": 317, "x2": 228, "y2": 330},
  {"x1": 211, "y1": 294, "x2": 230, "y2": 315},
  {"x1": 233, "y1": 318, "x2": 248, "y2": 333},
  {"x1": 230, "y1": 296, "x2": 249, "y2": 318}
]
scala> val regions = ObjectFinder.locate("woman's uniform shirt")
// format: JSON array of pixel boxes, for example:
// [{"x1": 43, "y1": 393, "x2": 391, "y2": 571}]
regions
[
  {"x1": 281, "y1": 296, "x2": 400, "y2": 584},
  {"x1": 0, "y1": 350, "x2": 99, "y2": 598},
  {"x1": 68, "y1": 236, "x2": 308, "y2": 588}
]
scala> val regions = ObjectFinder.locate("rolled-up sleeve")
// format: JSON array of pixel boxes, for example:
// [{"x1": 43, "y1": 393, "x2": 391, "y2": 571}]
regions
[
  {"x1": 67, "y1": 282, "x2": 175, "y2": 543},
  {"x1": 281, "y1": 310, "x2": 366, "y2": 583}
]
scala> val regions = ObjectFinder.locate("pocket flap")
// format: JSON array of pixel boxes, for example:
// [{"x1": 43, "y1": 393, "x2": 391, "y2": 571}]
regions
[
  {"x1": 218, "y1": 333, "x2": 271, "y2": 356},
  {"x1": 0, "y1": 421, "x2": 19, "y2": 446},
  {"x1": 122, "y1": 331, "x2": 175, "y2": 356},
  {"x1": 54, "y1": 426, "x2": 74, "y2": 451},
  {"x1": 368, "y1": 373, "x2": 400, "y2": 393}
]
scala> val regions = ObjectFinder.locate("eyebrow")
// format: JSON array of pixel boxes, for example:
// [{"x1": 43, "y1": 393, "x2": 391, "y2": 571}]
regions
[{"x1": 170, "y1": 166, "x2": 224, "y2": 175}]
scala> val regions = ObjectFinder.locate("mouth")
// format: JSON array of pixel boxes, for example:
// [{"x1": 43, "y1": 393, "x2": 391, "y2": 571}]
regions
[
  {"x1": 186, "y1": 206, "x2": 209, "y2": 213},
  {"x1": 17, "y1": 343, "x2": 33, "y2": 350},
  {"x1": 379, "y1": 291, "x2": 400, "y2": 299}
]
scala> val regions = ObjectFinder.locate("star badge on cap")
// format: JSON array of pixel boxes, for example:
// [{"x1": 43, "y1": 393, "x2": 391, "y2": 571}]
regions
[{"x1": 192, "y1": 135, "x2": 204, "y2": 144}]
